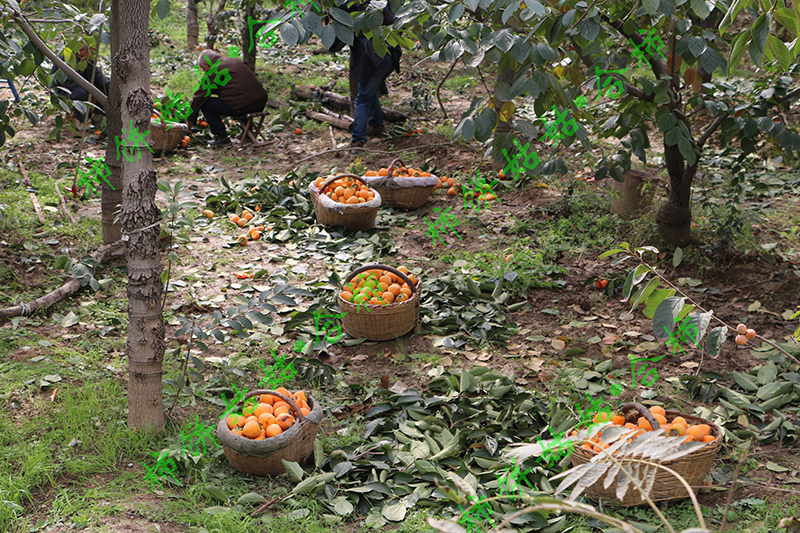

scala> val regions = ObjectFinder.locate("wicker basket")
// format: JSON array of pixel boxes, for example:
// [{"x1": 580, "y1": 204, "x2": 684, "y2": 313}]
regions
[
  {"x1": 150, "y1": 120, "x2": 187, "y2": 154},
  {"x1": 338, "y1": 264, "x2": 420, "y2": 341},
  {"x1": 216, "y1": 388, "x2": 324, "y2": 476},
  {"x1": 361, "y1": 158, "x2": 438, "y2": 210},
  {"x1": 570, "y1": 405, "x2": 722, "y2": 506},
  {"x1": 309, "y1": 173, "x2": 381, "y2": 232}
]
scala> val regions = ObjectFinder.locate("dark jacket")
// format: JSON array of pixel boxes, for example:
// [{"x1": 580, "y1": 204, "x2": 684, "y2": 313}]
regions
[
  {"x1": 51, "y1": 58, "x2": 110, "y2": 97},
  {"x1": 187, "y1": 57, "x2": 268, "y2": 122},
  {"x1": 335, "y1": 2, "x2": 402, "y2": 83}
]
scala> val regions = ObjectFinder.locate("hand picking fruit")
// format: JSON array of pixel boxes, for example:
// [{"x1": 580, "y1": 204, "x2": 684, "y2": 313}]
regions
[
  {"x1": 340, "y1": 266, "x2": 417, "y2": 306},
  {"x1": 226, "y1": 388, "x2": 311, "y2": 440}
]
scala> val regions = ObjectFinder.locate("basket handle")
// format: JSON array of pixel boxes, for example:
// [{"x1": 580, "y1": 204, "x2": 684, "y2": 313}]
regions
[
  {"x1": 235, "y1": 389, "x2": 308, "y2": 424},
  {"x1": 317, "y1": 173, "x2": 369, "y2": 195},
  {"x1": 387, "y1": 158, "x2": 406, "y2": 178},
  {"x1": 620, "y1": 402, "x2": 661, "y2": 431},
  {"x1": 344, "y1": 264, "x2": 418, "y2": 295}
]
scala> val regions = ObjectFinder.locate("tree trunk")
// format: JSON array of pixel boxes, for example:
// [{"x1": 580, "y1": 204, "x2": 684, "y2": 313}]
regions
[
  {"x1": 103, "y1": 0, "x2": 123, "y2": 244},
  {"x1": 492, "y1": 62, "x2": 516, "y2": 172},
  {"x1": 349, "y1": 47, "x2": 357, "y2": 117},
  {"x1": 187, "y1": 0, "x2": 199, "y2": 51},
  {"x1": 656, "y1": 142, "x2": 695, "y2": 246},
  {"x1": 206, "y1": 0, "x2": 228, "y2": 49},
  {"x1": 118, "y1": 0, "x2": 165, "y2": 431},
  {"x1": 240, "y1": 2, "x2": 257, "y2": 71}
]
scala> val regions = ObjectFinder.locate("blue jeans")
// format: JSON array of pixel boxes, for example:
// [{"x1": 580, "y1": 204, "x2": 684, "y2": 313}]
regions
[
  {"x1": 351, "y1": 54, "x2": 394, "y2": 144},
  {"x1": 201, "y1": 98, "x2": 246, "y2": 138}
]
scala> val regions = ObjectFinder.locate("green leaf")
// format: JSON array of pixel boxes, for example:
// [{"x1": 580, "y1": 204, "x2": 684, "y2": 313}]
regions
[
  {"x1": 329, "y1": 7, "x2": 354, "y2": 26},
  {"x1": 751, "y1": 13, "x2": 771, "y2": 56},
  {"x1": 598, "y1": 249, "x2": 626, "y2": 260},
  {"x1": 705, "y1": 326, "x2": 727, "y2": 356},
  {"x1": 237, "y1": 492, "x2": 266, "y2": 504},
  {"x1": 653, "y1": 296, "x2": 686, "y2": 339},
  {"x1": 720, "y1": 0, "x2": 748, "y2": 33},
  {"x1": 673, "y1": 247, "x2": 684, "y2": 268},
  {"x1": 756, "y1": 362, "x2": 777, "y2": 385},
  {"x1": 282, "y1": 460, "x2": 304, "y2": 483},
  {"x1": 732, "y1": 371, "x2": 759, "y2": 391},
  {"x1": 728, "y1": 30, "x2": 751, "y2": 75},
  {"x1": 691, "y1": 0, "x2": 710, "y2": 19},
  {"x1": 204, "y1": 486, "x2": 228, "y2": 503},
  {"x1": 775, "y1": 8, "x2": 799, "y2": 37},
  {"x1": 156, "y1": 0, "x2": 170, "y2": 20},
  {"x1": 767, "y1": 35, "x2": 793, "y2": 71},
  {"x1": 630, "y1": 277, "x2": 660, "y2": 312},
  {"x1": 642, "y1": 0, "x2": 659, "y2": 14},
  {"x1": 578, "y1": 18, "x2": 600, "y2": 41},
  {"x1": 687, "y1": 36, "x2": 707, "y2": 58},
  {"x1": 333, "y1": 496, "x2": 355, "y2": 516},
  {"x1": 642, "y1": 289, "x2": 676, "y2": 319},
  {"x1": 382, "y1": 502, "x2": 406, "y2": 521}
]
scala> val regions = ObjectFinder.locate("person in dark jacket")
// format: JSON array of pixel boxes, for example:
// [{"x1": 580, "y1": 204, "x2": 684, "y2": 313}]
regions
[
  {"x1": 186, "y1": 50, "x2": 269, "y2": 146},
  {"x1": 348, "y1": 6, "x2": 401, "y2": 149},
  {"x1": 51, "y1": 43, "x2": 110, "y2": 124}
]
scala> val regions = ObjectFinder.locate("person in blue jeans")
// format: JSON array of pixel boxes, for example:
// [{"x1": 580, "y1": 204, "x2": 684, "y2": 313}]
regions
[{"x1": 347, "y1": 6, "x2": 401, "y2": 149}]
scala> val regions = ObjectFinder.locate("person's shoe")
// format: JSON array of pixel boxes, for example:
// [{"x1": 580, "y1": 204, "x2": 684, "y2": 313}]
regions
[
  {"x1": 349, "y1": 140, "x2": 366, "y2": 152},
  {"x1": 208, "y1": 136, "x2": 231, "y2": 147},
  {"x1": 366, "y1": 124, "x2": 385, "y2": 138}
]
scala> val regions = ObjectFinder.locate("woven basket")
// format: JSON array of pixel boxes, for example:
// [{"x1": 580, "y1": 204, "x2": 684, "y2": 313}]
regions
[
  {"x1": 570, "y1": 405, "x2": 722, "y2": 506},
  {"x1": 150, "y1": 120, "x2": 187, "y2": 154},
  {"x1": 309, "y1": 173, "x2": 381, "y2": 232},
  {"x1": 362, "y1": 158, "x2": 438, "y2": 210},
  {"x1": 338, "y1": 264, "x2": 420, "y2": 341},
  {"x1": 216, "y1": 388, "x2": 324, "y2": 476}
]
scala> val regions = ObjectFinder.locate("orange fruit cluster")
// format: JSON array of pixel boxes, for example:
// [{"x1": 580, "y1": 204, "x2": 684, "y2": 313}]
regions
[
  {"x1": 433, "y1": 176, "x2": 460, "y2": 196},
  {"x1": 181, "y1": 135, "x2": 190, "y2": 148},
  {"x1": 226, "y1": 388, "x2": 311, "y2": 440},
  {"x1": 365, "y1": 166, "x2": 432, "y2": 178},
  {"x1": 576, "y1": 406, "x2": 716, "y2": 453},
  {"x1": 225, "y1": 209, "x2": 271, "y2": 245},
  {"x1": 314, "y1": 176, "x2": 375, "y2": 204},
  {"x1": 340, "y1": 266, "x2": 416, "y2": 306},
  {"x1": 735, "y1": 323, "x2": 757, "y2": 345}
]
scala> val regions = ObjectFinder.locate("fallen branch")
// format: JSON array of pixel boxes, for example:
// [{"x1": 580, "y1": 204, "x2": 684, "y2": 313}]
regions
[
  {"x1": 54, "y1": 180, "x2": 78, "y2": 224},
  {"x1": 250, "y1": 494, "x2": 292, "y2": 517},
  {"x1": 266, "y1": 99, "x2": 353, "y2": 130},
  {"x1": 0, "y1": 240, "x2": 125, "y2": 322},
  {"x1": 17, "y1": 158, "x2": 45, "y2": 224},
  {"x1": 291, "y1": 85, "x2": 409, "y2": 122}
]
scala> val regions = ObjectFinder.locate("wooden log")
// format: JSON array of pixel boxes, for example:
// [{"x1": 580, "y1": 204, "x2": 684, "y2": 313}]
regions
[
  {"x1": 0, "y1": 240, "x2": 125, "y2": 321},
  {"x1": 17, "y1": 158, "x2": 46, "y2": 224},
  {"x1": 266, "y1": 100, "x2": 353, "y2": 130},
  {"x1": 290, "y1": 85, "x2": 409, "y2": 122}
]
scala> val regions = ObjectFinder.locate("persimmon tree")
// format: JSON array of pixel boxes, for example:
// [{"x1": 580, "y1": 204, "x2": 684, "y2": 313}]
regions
[
  {"x1": 400, "y1": 0, "x2": 800, "y2": 245},
  {"x1": 295, "y1": 0, "x2": 800, "y2": 245}
]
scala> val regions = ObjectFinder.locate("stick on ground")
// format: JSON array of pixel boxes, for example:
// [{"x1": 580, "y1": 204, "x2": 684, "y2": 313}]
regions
[{"x1": 17, "y1": 157, "x2": 46, "y2": 224}]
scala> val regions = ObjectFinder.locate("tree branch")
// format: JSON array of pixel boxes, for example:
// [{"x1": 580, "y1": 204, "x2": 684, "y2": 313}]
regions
[
  {"x1": 436, "y1": 58, "x2": 458, "y2": 120},
  {"x1": 10, "y1": 12, "x2": 109, "y2": 108},
  {"x1": 698, "y1": 113, "x2": 727, "y2": 148}
]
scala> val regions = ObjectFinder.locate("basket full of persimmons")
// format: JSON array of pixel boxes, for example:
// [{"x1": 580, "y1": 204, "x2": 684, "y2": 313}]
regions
[
  {"x1": 569, "y1": 402, "x2": 722, "y2": 506},
  {"x1": 338, "y1": 264, "x2": 421, "y2": 341},
  {"x1": 216, "y1": 387, "x2": 323, "y2": 476},
  {"x1": 361, "y1": 158, "x2": 440, "y2": 210},
  {"x1": 309, "y1": 173, "x2": 381, "y2": 231}
]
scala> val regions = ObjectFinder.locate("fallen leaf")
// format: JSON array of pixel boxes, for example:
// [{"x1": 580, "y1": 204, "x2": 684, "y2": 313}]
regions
[
  {"x1": 767, "y1": 461, "x2": 790, "y2": 473},
  {"x1": 477, "y1": 351, "x2": 492, "y2": 361},
  {"x1": 465, "y1": 352, "x2": 478, "y2": 360},
  {"x1": 680, "y1": 362, "x2": 700, "y2": 369},
  {"x1": 602, "y1": 335, "x2": 620, "y2": 345},
  {"x1": 623, "y1": 331, "x2": 642, "y2": 337},
  {"x1": 602, "y1": 323, "x2": 618, "y2": 329},
  {"x1": 748, "y1": 301, "x2": 761, "y2": 312},
  {"x1": 552, "y1": 339, "x2": 566, "y2": 350}
]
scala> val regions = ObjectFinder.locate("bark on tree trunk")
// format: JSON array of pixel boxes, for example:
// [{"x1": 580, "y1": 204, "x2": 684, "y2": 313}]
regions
[
  {"x1": 117, "y1": 0, "x2": 165, "y2": 431},
  {"x1": 103, "y1": 0, "x2": 122, "y2": 244},
  {"x1": 349, "y1": 47, "x2": 357, "y2": 118},
  {"x1": 240, "y1": 3, "x2": 256, "y2": 71},
  {"x1": 492, "y1": 63, "x2": 516, "y2": 172},
  {"x1": 656, "y1": 142, "x2": 695, "y2": 246},
  {"x1": 187, "y1": 0, "x2": 199, "y2": 51}
]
